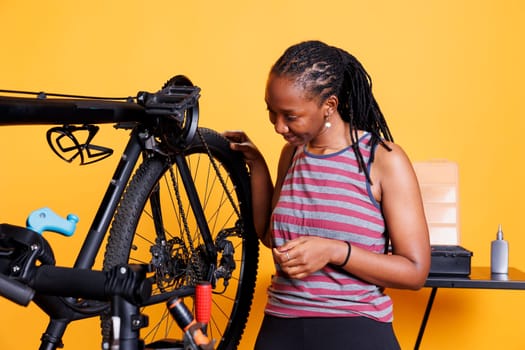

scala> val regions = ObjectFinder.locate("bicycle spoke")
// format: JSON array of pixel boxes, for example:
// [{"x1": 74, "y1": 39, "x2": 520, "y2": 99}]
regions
[{"x1": 103, "y1": 128, "x2": 258, "y2": 350}]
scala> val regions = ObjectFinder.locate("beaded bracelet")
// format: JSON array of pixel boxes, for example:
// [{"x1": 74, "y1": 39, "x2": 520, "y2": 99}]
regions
[{"x1": 334, "y1": 241, "x2": 351, "y2": 268}]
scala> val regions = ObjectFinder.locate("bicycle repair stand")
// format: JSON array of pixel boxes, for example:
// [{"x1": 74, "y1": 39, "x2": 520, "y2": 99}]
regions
[
  {"x1": 111, "y1": 290, "x2": 215, "y2": 350},
  {"x1": 0, "y1": 207, "x2": 213, "y2": 350},
  {"x1": 0, "y1": 208, "x2": 151, "y2": 350},
  {"x1": 109, "y1": 294, "x2": 148, "y2": 350}
]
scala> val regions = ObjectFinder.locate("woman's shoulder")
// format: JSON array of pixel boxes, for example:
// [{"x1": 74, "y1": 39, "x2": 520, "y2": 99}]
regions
[
  {"x1": 373, "y1": 141, "x2": 415, "y2": 179},
  {"x1": 369, "y1": 141, "x2": 419, "y2": 202},
  {"x1": 275, "y1": 143, "x2": 298, "y2": 179},
  {"x1": 279, "y1": 142, "x2": 304, "y2": 164},
  {"x1": 280, "y1": 142, "x2": 297, "y2": 157}
]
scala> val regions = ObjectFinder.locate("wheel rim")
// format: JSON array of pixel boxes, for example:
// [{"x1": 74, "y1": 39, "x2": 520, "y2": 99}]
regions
[{"x1": 103, "y1": 129, "x2": 258, "y2": 350}]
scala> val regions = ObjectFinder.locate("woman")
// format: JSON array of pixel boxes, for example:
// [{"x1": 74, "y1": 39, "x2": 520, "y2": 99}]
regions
[{"x1": 224, "y1": 40, "x2": 430, "y2": 349}]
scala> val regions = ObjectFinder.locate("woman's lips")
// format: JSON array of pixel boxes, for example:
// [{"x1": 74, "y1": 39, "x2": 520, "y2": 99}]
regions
[{"x1": 284, "y1": 134, "x2": 297, "y2": 143}]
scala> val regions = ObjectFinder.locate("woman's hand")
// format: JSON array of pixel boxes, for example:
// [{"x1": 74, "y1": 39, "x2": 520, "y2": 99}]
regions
[
  {"x1": 222, "y1": 130, "x2": 264, "y2": 166},
  {"x1": 223, "y1": 130, "x2": 274, "y2": 245},
  {"x1": 273, "y1": 236, "x2": 348, "y2": 279}
]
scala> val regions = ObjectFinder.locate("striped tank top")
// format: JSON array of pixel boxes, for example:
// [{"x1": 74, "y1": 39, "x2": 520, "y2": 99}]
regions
[{"x1": 266, "y1": 132, "x2": 393, "y2": 322}]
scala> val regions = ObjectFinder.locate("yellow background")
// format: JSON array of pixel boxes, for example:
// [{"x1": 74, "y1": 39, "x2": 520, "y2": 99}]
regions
[{"x1": 1, "y1": 0, "x2": 524, "y2": 349}]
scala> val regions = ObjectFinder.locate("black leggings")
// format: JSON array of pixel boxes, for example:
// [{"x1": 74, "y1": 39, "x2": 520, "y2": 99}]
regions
[{"x1": 254, "y1": 315, "x2": 401, "y2": 350}]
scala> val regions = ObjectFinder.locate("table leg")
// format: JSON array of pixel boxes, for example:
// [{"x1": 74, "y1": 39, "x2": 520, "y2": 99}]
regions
[{"x1": 414, "y1": 287, "x2": 438, "y2": 350}]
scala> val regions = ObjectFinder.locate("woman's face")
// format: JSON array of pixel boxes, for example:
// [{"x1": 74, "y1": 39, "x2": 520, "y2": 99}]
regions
[{"x1": 265, "y1": 73, "x2": 328, "y2": 146}]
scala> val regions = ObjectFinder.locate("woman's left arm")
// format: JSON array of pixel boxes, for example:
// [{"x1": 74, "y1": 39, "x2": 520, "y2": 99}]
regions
[{"x1": 347, "y1": 142, "x2": 431, "y2": 289}]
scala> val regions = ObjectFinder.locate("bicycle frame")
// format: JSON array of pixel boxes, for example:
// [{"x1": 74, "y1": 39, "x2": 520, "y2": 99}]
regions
[
  {"x1": 0, "y1": 78, "x2": 219, "y2": 349},
  {"x1": 0, "y1": 80, "x2": 202, "y2": 268}
]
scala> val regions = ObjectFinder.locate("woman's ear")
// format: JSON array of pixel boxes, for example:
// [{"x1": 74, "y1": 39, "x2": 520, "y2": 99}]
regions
[{"x1": 324, "y1": 95, "x2": 339, "y2": 116}]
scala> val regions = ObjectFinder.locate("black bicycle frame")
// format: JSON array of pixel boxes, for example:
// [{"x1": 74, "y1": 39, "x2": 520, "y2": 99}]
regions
[
  {"x1": 0, "y1": 81, "x2": 208, "y2": 349},
  {"x1": 75, "y1": 127, "x2": 144, "y2": 269},
  {"x1": 33, "y1": 129, "x2": 146, "y2": 350},
  {"x1": 0, "y1": 85, "x2": 202, "y2": 272}
]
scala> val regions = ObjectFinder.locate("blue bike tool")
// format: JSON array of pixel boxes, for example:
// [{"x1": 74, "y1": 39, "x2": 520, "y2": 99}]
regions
[{"x1": 26, "y1": 207, "x2": 79, "y2": 236}]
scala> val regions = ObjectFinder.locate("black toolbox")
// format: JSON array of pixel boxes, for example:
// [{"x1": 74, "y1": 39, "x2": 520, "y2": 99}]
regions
[{"x1": 429, "y1": 245, "x2": 473, "y2": 276}]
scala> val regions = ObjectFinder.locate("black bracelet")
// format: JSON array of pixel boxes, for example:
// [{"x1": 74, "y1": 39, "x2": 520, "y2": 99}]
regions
[{"x1": 335, "y1": 241, "x2": 351, "y2": 268}]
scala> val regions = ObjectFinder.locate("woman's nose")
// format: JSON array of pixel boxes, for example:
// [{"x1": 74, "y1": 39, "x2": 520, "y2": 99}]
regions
[{"x1": 274, "y1": 117, "x2": 289, "y2": 134}]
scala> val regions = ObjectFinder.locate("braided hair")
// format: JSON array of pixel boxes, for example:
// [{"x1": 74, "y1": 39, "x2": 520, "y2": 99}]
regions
[{"x1": 270, "y1": 40, "x2": 393, "y2": 183}]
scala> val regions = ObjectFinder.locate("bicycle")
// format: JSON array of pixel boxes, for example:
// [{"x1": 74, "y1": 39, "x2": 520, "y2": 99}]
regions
[{"x1": 0, "y1": 75, "x2": 259, "y2": 350}]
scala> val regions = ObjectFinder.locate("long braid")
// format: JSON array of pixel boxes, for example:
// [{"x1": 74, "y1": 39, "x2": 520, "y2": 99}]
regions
[{"x1": 271, "y1": 40, "x2": 393, "y2": 183}]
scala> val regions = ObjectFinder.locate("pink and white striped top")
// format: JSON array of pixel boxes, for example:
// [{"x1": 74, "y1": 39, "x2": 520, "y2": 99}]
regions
[{"x1": 266, "y1": 132, "x2": 393, "y2": 322}]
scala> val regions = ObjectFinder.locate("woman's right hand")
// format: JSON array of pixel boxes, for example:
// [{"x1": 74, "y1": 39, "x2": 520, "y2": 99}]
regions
[
  {"x1": 223, "y1": 130, "x2": 264, "y2": 166},
  {"x1": 223, "y1": 130, "x2": 274, "y2": 246}
]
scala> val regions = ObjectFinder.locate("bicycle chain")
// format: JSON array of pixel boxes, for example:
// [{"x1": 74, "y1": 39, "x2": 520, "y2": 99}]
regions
[
  {"x1": 161, "y1": 129, "x2": 245, "y2": 288},
  {"x1": 167, "y1": 163, "x2": 203, "y2": 283}
]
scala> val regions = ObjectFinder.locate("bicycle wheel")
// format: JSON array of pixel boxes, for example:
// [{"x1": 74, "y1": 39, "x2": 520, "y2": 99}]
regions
[{"x1": 102, "y1": 127, "x2": 259, "y2": 350}]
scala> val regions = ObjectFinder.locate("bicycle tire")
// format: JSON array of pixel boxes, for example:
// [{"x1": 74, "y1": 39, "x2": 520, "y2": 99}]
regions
[{"x1": 102, "y1": 127, "x2": 259, "y2": 350}]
